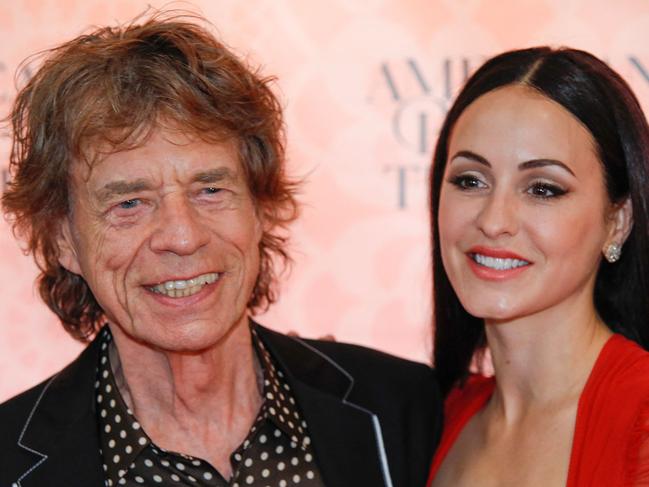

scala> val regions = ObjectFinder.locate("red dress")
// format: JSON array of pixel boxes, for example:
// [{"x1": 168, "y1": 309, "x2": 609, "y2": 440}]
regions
[{"x1": 427, "y1": 334, "x2": 649, "y2": 486}]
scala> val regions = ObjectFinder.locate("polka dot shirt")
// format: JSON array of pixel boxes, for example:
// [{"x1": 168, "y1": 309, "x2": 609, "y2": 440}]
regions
[{"x1": 96, "y1": 327, "x2": 325, "y2": 486}]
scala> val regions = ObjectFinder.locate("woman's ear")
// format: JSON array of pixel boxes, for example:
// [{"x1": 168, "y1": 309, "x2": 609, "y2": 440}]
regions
[
  {"x1": 612, "y1": 197, "x2": 634, "y2": 245},
  {"x1": 56, "y1": 217, "x2": 82, "y2": 275},
  {"x1": 602, "y1": 198, "x2": 633, "y2": 263}
]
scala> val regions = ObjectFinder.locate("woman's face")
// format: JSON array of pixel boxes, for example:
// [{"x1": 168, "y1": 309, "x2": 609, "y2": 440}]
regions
[{"x1": 438, "y1": 84, "x2": 629, "y2": 322}]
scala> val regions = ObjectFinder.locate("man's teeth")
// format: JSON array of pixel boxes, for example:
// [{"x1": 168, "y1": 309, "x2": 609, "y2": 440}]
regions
[
  {"x1": 472, "y1": 254, "x2": 529, "y2": 270},
  {"x1": 150, "y1": 273, "x2": 219, "y2": 298}
]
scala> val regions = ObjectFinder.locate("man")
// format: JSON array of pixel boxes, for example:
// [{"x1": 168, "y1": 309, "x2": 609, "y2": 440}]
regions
[{"x1": 0, "y1": 12, "x2": 441, "y2": 487}]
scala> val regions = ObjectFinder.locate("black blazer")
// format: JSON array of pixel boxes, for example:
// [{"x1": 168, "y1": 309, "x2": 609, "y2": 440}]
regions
[{"x1": 0, "y1": 324, "x2": 442, "y2": 487}]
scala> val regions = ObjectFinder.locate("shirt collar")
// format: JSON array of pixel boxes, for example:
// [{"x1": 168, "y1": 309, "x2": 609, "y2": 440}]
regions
[
  {"x1": 251, "y1": 325, "x2": 311, "y2": 450},
  {"x1": 96, "y1": 324, "x2": 312, "y2": 486},
  {"x1": 96, "y1": 327, "x2": 150, "y2": 485}
]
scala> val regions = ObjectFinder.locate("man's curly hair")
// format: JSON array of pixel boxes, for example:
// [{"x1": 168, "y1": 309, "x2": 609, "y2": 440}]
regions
[{"x1": 2, "y1": 12, "x2": 298, "y2": 341}]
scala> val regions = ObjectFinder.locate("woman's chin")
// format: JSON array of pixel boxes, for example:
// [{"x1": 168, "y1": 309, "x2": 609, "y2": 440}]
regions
[{"x1": 463, "y1": 300, "x2": 522, "y2": 323}]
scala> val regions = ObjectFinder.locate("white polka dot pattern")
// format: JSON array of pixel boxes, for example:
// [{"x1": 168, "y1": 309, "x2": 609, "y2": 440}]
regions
[{"x1": 96, "y1": 327, "x2": 324, "y2": 486}]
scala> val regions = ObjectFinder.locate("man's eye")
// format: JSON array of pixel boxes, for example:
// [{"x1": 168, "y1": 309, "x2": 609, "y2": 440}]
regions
[
  {"x1": 527, "y1": 182, "x2": 567, "y2": 199},
  {"x1": 203, "y1": 187, "x2": 221, "y2": 194},
  {"x1": 118, "y1": 199, "x2": 141, "y2": 209},
  {"x1": 449, "y1": 175, "x2": 487, "y2": 190}
]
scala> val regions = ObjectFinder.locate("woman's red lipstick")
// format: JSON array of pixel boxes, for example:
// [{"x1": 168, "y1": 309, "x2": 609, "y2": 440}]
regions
[{"x1": 466, "y1": 246, "x2": 532, "y2": 281}]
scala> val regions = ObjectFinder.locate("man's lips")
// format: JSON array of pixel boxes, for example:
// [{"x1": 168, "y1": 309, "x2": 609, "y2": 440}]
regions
[{"x1": 145, "y1": 272, "x2": 220, "y2": 299}]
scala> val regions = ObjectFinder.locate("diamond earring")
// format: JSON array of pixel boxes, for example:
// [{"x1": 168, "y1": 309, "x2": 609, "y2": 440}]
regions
[{"x1": 604, "y1": 243, "x2": 622, "y2": 263}]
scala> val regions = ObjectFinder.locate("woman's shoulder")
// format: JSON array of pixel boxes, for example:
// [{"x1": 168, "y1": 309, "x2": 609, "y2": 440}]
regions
[
  {"x1": 581, "y1": 332, "x2": 649, "y2": 415},
  {"x1": 574, "y1": 334, "x2": 649, "y2": 484},
  {"x1": 591, "y1": 334, "x2": 649, "y2": 392},
  {"x1": 580, "y1": 334, "x2": 649, "y2": 420}
]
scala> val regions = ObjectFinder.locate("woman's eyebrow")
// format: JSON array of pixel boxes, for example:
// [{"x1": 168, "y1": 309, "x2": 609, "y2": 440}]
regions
[
  {"x1": 518, "y1": 159, "x2": 576, "y2": 177},
  {"x1": 449, "y1": 150, "x2": 491, "y2": 167},
  {"x1": 450, "y1": 150, "x2": 577, "y2": 178}
]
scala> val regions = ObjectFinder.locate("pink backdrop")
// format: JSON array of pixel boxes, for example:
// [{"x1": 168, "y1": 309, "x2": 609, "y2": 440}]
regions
[{"x1": 2, "y1": 0, "x2": 649, "y2": 402}]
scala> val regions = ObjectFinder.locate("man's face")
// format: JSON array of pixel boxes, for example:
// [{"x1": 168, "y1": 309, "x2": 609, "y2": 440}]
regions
[{"x1": 57, "y1": 128, "x2": 262, "y2": 352}]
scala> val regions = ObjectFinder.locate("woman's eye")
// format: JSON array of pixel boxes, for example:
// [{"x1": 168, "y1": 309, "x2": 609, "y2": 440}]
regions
[
  {"x1": 118, "y1": 199, "x2": 141, "y2": 209},
  {"x1": 527, "y1": 182, "x2": 567, "y2": 199},
  {"x1": 450, "y1": 174, "x2": 487, "y2": 190}
]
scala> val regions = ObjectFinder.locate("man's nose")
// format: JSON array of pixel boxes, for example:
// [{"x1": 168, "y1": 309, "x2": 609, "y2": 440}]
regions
[
  {"x1": 149, "y1": 196, "x2": 210, "y2": 255},
  {"x1": 475, "y1": 189, "x2": 519, "y2": 239}
]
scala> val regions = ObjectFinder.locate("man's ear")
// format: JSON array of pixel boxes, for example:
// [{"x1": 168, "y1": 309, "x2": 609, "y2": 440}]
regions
[
  {"x1": 605, "y1": 197, "x2": 633, "y2": 249},
  {"x1": 255, "y1": 208, "x2": 269, "y2": 243},
  {"x1": 56, "y1": 217, "x2": 82, "y2": 275}
]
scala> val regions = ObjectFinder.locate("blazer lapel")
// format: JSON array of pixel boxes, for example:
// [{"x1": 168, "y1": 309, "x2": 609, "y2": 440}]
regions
[
  {"x1": 256, "y1": 324, "x2": 393, "y2": 487},
  {"x1": 294, "y1": 382, "x2": 390, "y2": 487},
  {"x1": 12, "y1": 338, "x2": 104, "y2": 487},
  {"x1": 13, "y1": 324, "x2": 395, "y2": 487}
]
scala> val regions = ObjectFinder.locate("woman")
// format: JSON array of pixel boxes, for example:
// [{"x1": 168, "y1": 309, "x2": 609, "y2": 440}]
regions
[{"x1": 427, "y1": 47, "x2": 649, "y2": 486}]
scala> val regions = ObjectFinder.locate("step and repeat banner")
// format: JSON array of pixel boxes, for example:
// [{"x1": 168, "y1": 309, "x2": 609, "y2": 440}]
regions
[{"x1": 2, "y1": 0, "x2": 649, "y2": 401}]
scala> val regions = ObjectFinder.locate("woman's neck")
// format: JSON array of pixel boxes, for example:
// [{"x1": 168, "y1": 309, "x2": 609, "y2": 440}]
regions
[{"x1": 484, "y1": 297, "x2": 612, "y2": 423}]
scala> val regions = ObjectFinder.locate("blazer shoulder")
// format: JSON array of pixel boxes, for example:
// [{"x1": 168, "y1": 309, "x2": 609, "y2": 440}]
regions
[
  {"x1": 0, "y1": 336, "x2": 98, "y2": 441},
  {"x1": 255, "y1": 323, "x2": 442, "y2": 422},
  {"x1": 298, "y1": 336, "x2": 444, "y2": 475},
  {"x1": 305, "y1": 337, "x2": 432, "y2": 374},
  {"x1": 0, "y1": 374, "x2": 56, "y2": 451},
  {"x1": 255, "y1": 322, "x2": 433, "y2": 376},
  {"x1": 300, "y1": 337, "x2": 438, "y2": 400},
  {"x1": 0, "y1": 374, "x2": 55, "y2": 417}
]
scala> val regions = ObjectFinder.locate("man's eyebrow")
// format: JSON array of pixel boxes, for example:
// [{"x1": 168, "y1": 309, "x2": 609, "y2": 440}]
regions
[
  {"x1": 95, "y1": 168, "x2": 239, "y2": 202},
  {"x1": 192, "y1": 167, "x2": 238, "y2": 184},
  {"x1": 450, "y1": 150, "x2": 491, "y2": 167},
  {"x1": 96, "y1": 179, "x2": 152, "y2": 203},
  {"x1": 518, "y1": 159, "x2": 576, "y2": 177}
]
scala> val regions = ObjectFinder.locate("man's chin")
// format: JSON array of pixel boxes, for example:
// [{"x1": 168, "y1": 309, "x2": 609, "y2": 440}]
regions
[{"x1": 114, "y1": 316, "x2": 250, "y2": 354}]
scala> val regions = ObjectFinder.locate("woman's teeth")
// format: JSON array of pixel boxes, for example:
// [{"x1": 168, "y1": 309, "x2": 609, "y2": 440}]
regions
[
  {"x1": 149, "y1": 273, "x2": 220, "y2": 298},
  {"x1": 472, "y1": 254, "x2": 529, "y2": 270}
]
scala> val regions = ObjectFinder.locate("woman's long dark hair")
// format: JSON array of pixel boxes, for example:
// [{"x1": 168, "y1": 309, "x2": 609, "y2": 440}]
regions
[{"x1": 431, "y1": 47, "x2": 649, "y2": 396}]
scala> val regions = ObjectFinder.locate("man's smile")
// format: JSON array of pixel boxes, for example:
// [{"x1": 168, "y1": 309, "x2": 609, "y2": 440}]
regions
[{"x1": 147, "y1": 272, "x2": 220, "y2": 298}]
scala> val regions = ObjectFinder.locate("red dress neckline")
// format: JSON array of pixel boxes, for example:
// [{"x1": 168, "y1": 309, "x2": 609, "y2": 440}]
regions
[{"x1": 427, "y1": 334, "x2": 646, "y2": 486}]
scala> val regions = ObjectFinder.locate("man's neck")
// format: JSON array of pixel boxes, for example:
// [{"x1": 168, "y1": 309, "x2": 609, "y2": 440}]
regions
[{"x1": 107, "y1": 320, "x2": 263, "y2": 476}]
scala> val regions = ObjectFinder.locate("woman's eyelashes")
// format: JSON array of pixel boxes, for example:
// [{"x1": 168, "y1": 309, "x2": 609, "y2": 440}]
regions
[
  {"x1": 526, "y1": 180, "x2": 568, "y2": 199},
  {"x1": 447, "y1": 172, "x2": 569, "y2": 200},
  {"x1": 448, "y1": 173, "x2": 488, "y2": 190}
]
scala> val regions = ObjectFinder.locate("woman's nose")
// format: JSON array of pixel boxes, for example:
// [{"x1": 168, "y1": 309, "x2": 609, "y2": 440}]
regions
[{"x1": 475, "y1": 189, "x2": 519, "y2": 239}]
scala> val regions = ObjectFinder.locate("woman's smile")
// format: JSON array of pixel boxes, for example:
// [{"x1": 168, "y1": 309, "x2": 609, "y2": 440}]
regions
[{"x1": 466, "y1": 246, "x2": 532, "y2": 281}]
